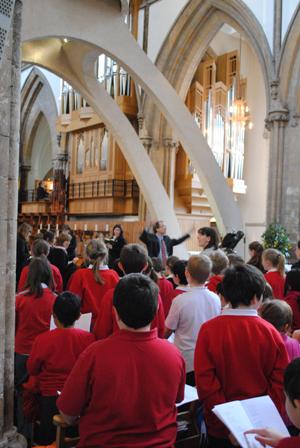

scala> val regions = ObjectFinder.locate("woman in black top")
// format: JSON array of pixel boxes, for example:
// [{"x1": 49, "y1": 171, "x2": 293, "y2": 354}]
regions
[
  {"x1": 107, "y1": 224, "x2": 127, "y2": 269},
  {"x1": 247, "y1": 241, "x2": 265, "y2": 273},
  {"x1": 16, "y1": 222, "x2": 32, "y2": 287}
]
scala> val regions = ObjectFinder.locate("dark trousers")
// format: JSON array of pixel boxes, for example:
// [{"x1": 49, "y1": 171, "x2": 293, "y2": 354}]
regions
[
  {"x1": 186, "y1": 370, "x2": 196, "y2": 387},
  {"x1": 14, "y1": 353, "x2": 31, "y2": 440}
]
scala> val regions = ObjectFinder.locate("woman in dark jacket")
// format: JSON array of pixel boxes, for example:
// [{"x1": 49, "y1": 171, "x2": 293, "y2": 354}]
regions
[
  {"x1": 16, "y1": 222, "x2": 32, "y2": 287},
  {"x1": 106, "y1": 224, "x2": 127, "y2": 269}
]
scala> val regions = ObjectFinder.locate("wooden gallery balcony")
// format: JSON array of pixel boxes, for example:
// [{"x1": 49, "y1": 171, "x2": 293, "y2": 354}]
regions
[{"x1": 68, "y1": 179, "x2": 139, "y2": 215}]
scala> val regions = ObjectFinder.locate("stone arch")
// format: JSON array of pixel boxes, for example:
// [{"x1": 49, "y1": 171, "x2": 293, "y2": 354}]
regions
[
  {"x1": 20, "y1": 67, "x2": 58, "y2": 167},
  {"x1": 21, "y1": 0, "x2": 243, "y2": 235},
  {"x1": 145, "y1": 0, "x2": 273, "y2": 140},
  {"x1": 278, "y1": 3, "x2": 300, "y2": 108}
]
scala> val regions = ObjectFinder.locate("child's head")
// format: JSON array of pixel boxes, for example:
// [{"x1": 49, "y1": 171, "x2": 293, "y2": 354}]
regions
[
  {"x1": 222, "y1": 264, "x2": 265, "y2": 308},
  {"x1": 26, "y1": 257, "x2": 53, "y2": 297},
  {"x1": 119, "y1": 244, "x2": 148, "y2": 274},
  {"x1": 43, "y1": 230, "x2": 54, "y2": 245},
  {"x1": 144, "y1": 257, "x2": 158, "y2": 283},
  {"x1": 186, "y1": 255, "x2": 211, "y2": 285},
  {"x1": 165, "y1": 255, "x2": 179, "y2": 276},
  {"x1": 295, "y1": 240, "x2": 300, "y2": 260},
  {"x1": 248, "y1": 241, "x2": 264, "y2": 258},
  {"x1": 262, "y1": 248, "x2": 285, "y2": 277},
  {"x1": 284, "y1": 358, "x2": 300, "y2": 428},
  {"x1": 86, "y1": 239, "x2": 108, "y2": 284},
  {"x1": 32, "y1": 238, "x2": 50, "y2": 257},
  {"x1": 113, "y1": 273, "x2": 158, "y2": 330},
  {"x1": 56, "y1": 232, "x2": 72, "y2": 248},
  {"x1": 53, "y1": 292, "x2": 81, "y2": 328},
  {"x1": 260, "y1": 299, "x2": 292, "y2": 333},
  {"x1": 209, "y1": 249, "x2": 229, "y2": 275},
  {"x1": 285, "y1": 269, "x2": 300, "y2": 293},
  {"x1": 227, "y1": 253, "x2": 245, "y2": 267},
  {"x1": 262, "y1": 282, "x2": 274, "y2": 302},
  {"x1": 151, "y1": 257, "x2": 163, "y2": 274},
  {"x1": 173, "y1": 260, "x2": 188, "y2": 286}
]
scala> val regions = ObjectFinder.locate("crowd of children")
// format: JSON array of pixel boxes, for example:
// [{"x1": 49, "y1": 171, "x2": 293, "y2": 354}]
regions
[{"x1": 13, "y1": 224, "x2": 300, "y2": 447}]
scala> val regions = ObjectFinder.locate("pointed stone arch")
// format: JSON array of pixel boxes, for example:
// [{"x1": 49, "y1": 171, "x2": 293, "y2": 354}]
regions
[
  {"x1": 22, "y1": 0, "x2": 244, "y2": 234},
  {"x1": 20, "y1": 67, "x2": 59, "y2": 167},
  {"x1": 278, "y1": 3, "x2": 300, "y2": 108},
  {"x1": 144, "y1": 0, "x2": 273, "y2": 140}
]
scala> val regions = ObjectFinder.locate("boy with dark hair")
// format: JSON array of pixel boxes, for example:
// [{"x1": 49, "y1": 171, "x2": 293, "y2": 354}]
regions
[
  {"x1": 27, "y1": 292, "x2": 95, "y2": 445},
  {"x1": 194, "y1": 264, "x2": 289, "y2": 448},
  {"x1": 172, "y1": 259, "x2": 189, "y2": 298},
  {"x1": 246, "y1": 358, "x2": 300, "y2": 447},
  {"x1": 57, "y1": 274, "x2": 185, "y2": 448},
  {"x1": 165, "y1": 255, "x2": 221, "y2": 386},
  {"x1": 93, "y1": 244, "x2": 165, "y2": 339}
]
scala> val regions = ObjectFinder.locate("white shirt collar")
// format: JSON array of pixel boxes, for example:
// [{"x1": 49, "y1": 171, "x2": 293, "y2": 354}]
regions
[
  {"x1": 221, "y1": 308, "x2": 258, "y2": 317},
  {"x1": 88, "y1": 264, "x2": 109, "y2": 270},
  {"x1": 267, "y1": 268, "x2": 278, "y2": 273}
]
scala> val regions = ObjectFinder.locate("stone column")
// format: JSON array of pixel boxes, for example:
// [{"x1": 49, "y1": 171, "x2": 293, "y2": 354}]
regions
[
  {"x1": 19, "y1": 165, "x2": 31, "y2": 202},
  {"x1": 0, "y1": 1, "x2": 26, "y2": 446},
  {"x1": 265, "y1": 108, "x2": 289, "y2": 224},
  {"x1": 163, "y1": 138, "x2": 179, "y2": 207},
  {"x1": 138, "y1": 135, "x2": 153, "y2": 222}
]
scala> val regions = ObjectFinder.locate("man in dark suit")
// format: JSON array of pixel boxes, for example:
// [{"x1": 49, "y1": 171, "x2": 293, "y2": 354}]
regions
[{"x1": 139, "y1": 221, "x2": 190, "y2": 266}]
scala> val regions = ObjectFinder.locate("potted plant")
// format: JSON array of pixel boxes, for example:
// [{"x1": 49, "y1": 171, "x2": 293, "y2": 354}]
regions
[{"x1": 261, "y1": 223, "x2": 292, "y2": 257}]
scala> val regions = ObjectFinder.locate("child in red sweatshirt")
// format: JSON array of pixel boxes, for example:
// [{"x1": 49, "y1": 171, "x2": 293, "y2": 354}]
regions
[
  {"x1": 27, "y1": 291, "x2": 95, "y2": 445},
  {"x1": 207, "y1": 249, "x2": 229, "y2": 293},
  {"x1": 195, "y1": 264, "x2": 288, "y2": 447},
  {"x1": 246, "y1": 358, "x2": 300, "y2": 447},
  {"x1": 263, "y1": 248, "x2": 286, "y2": 299}
]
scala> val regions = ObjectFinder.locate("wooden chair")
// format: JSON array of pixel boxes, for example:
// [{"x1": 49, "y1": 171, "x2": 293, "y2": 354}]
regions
[{"x1": 53, "y1": 415, "x2": 79, "y2": 448}]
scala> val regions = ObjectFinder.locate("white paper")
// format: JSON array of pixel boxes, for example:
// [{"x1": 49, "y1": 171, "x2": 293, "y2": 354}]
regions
[
  {"x1": 177, "y1": 384, "x2": 198, "y2": 407},
  {"x1": 213, "y1": 396, "x2": 289, "y2": 448},
  {"x1": 50, "y1": 313, "x2": 92, "y2": 332}
]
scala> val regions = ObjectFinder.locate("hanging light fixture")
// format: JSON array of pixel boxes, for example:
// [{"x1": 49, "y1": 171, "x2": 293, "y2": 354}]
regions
[{"x1": 229, "y1": 35, "x2": 253, "y2": 130}]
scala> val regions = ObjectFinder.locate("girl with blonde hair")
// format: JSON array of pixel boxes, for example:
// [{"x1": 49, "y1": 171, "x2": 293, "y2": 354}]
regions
[{"x1": 262, "y1": 248, "x2": 286, "y2": 299}]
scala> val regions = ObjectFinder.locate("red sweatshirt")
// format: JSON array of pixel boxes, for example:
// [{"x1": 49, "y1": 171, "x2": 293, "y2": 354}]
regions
[
  {"x1": 67, "y1": 267, "x2": 119, "y2": 323},
  {"x1": 57, "y1": 329, "x2": 185, "y2": 448},
  {"x1": 27, "y1": 327, "x2": 95, "y2": 396},
  {"x1": 278, "y1": 437, "x2": 299, "y2": 447},
  {"x1": 264, "y1": 271, "x2": 285, "y2": 299},
  {"x1": 284, "y1": 291, "x2": 300, "y2": 330},
  {"x1": 18, "y1": 263, "x2": 63, "y2": 293},
  {"x1": 195, "y1": 310, "x2": 288, "y2": 439},
  {"x1": 207, "y1": 275, "x2": 223, "y2": 293},
  {"x1": 15, "y1": 288, "x2": 56, "y2": 354},
  {"x1": 93, "y1": 288, "x2": 165, "y2": 340},
  {"x1": 158, "y1": 277, "x2": 176, "y2": 318}
]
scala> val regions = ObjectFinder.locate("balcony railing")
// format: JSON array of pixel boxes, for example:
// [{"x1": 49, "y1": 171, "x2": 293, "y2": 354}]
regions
[{"x1": 68, "y1": 179, "x2": 139, "y2": 200}]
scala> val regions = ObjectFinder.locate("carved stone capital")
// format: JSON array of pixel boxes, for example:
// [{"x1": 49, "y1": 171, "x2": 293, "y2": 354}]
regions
[
  {"x1": 290, "y1": 113, "x2": 300, "y2": 128},
  {"x1": 140, "y1": 136, "x2": 153, "y2": 152},
  {"x1": 163, "y1": 138, "x2": 179, "y2": 153},
  {"x1": 265, "y1": 109, "x2": 289, "y2": 130},
  {"x1": 52, "y1": 152, "x2": 68, "y2": 170}
]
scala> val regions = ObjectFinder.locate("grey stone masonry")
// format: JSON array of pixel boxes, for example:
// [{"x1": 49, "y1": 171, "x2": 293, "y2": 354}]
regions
[{"x1": 0, "y1": 0, "x2": 26, "y2": 446}]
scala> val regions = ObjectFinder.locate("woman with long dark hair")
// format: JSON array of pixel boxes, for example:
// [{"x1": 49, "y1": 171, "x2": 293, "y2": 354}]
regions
[
  {"x1": 106, "y1": 224, "x2": 127, "y2": 269},
  {"x1": 197, "y1": 227, "x2": 219, "y2": 255},
  {"x1": 247, "y1": 241, "x2": 265, "y2": 273}
]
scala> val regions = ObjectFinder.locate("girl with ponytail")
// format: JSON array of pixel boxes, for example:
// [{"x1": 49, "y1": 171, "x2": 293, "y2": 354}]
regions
[
  {"x1": 68, "y1": 239, "x2": 119, "y2": 326},
  {"x1": 262, "y1": 248, "x2": 286, "y2": 299}
]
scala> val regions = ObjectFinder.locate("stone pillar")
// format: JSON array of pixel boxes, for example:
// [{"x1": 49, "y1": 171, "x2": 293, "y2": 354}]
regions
[
  {"x1": 51, "y1": 152, "x2": 68, "y2": 215},
  {"x1": 265, "y1": 108, "x2": 289, "y2": 224},
  {"x1": 163, "y1": 138, "x2": 179, "y2": 207},
  {"x1": 19, "y1": 165, "x2": 31, "y2": 202},
  {"x1": 0, "y1": 1, "x2": 26, "y2": 446},
  {"x1": 138, "y1": 135, "x2": 153, "y2": 222}
]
